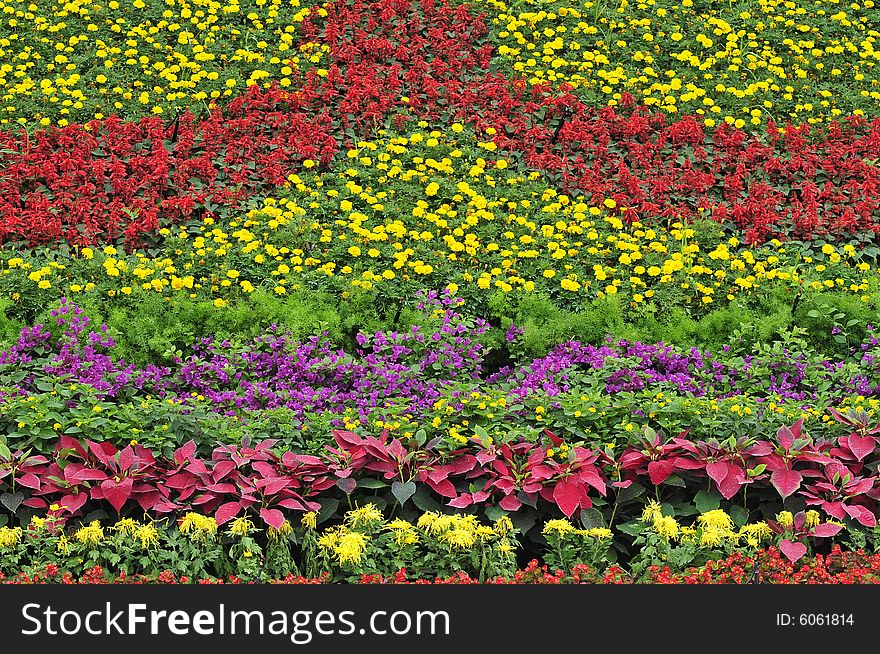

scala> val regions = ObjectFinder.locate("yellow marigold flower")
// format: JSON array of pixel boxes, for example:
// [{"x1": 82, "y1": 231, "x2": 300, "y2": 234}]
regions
[
  {"x1": 75, "y1": 521, "x2": 105, "y2": 547},
  {"x1": 267, "y1": 521, "x2": 293, "y2": 541},
  {"x1": 739, "y1": 522, "x2": 771, "y2": 541},
  {"x1": 440, "y1": 527, "x2": 477, "y2": 549},
  {"x1": 584, "y1": 527, "x2": 613, "y2": 540},
  {"x1": 317, "y1": 528, "x2": 340, "y2": 551},
  {"x1": 493, "y1": 516, "x2": 514, "y2": 535},
  {"x1": 776, "y1": 511, "x2": 794, "y2": 528},
  {"x1": 180, "y1": 513, "x2": 218, "y2": 541},
  {"x1": 0, "y1": 526, "x2": 23, "y2": 549},
  {"x1": 652, "y1": 516, "x2": 680, "y2": 541},
  {"x1": 804, "y1": 510, "x2": 821, "y2": 529},
  {"x1": 542, "y1": 518, "x2": 575, "y2": 536},
  {"x1": 425, "y1": 182, "x2": 440, "y2": 196},
  {"x1": 697, "y1": 509, "x2": 734, "y2": 531},
  {"x1": 301, "y1": 512, "x2": 317, "y2": 530},
  {"x1": 345, "y1": 503, "x2": 384, "y2": 528},
  {"x1": 700, "y1": 527, "x2": 727, "y2": 547},
  {"x1": 417, "y1": 511, "x2": 455, "y2": 534},
  {"x1": 475, "y1": 525, "x2": 497, "y2": 542},
  {"x1": 641, "y1": 500, "x2": 663, "y2": 523},
  {"x1": 334, "y1": 531, "x2": 368, "y2": 565},
  {"x1": 227, "y1": 516, "x2": 254, "y2": 537},
  {"x1": 112, "y1": 518, "x2": 140, "y2": 535},
  {"x1": 134, "y1": 523, "x2": 160, "y2": 550}
]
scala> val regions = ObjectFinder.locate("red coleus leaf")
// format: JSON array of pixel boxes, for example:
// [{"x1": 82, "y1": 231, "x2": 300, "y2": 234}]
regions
[
  {"x1": 215, "y1": 501, "x2": 242, "y2": 525},
  {"x1": 779, "y1": 539, "x2": 808, "y2": 563},
  {"x1": 163, "y1": 472, "x2": 197, "y2": 490},
  {"x1": 498, "y1": 495, "x2": 521, "y2": 511},
  {"x1": 17, "y1": 473, "x2": 41, "y2": 490},
  {"x1": 275, "y1": 498, "x2": 307, "y2": 511},
  {"x1": 87, "y1": 440, "x2": 117, "y2": 465},
  {"x1": 770, "y1": 468, "x2": 803, "y2": 499},
  {"x1": 64, "y1": 464, "x2": 108, "y2": 483},
  {"x1": 57, "y1": 492, "x2": 87, "y2": 514},
  {"x1": 717, "y1": 466, "x2": 746, "y2": 500},
  {"x1": 256, "y1": 477, "x2": 291, "y2": 495},
  {"x1": 705, "y1": 462, "x2": 729, "y2": 487},
  {"x1": 843, "y1": 504, "x2": 877, "y2": 528},
  {"x1": 812, "y1": 523, "x2": 843, "y2": 538},
  {"x1": 777, "y1": 424, "x2": 796, "y2": 451},
  {"x1": 847, "y1": 434, "x2": 876, "y2": 462},
  {"x1": 99, "y1": 477, "x2": 133, "y2": 512},
  {"x1": 553, "y1": 480, "x2": 582, "y2": 517},
  {"x1": 332, "y1": 430, "x2": 362, "y2": 448},
  {"x1": 647, "y1": 459, "x2": 675, "y2": 485},
  {"x1": 118, "y1": 446, "x2": 137, "y2": 473},
  {"x1": 427, "y1": 478, "x2": 457, "y2": 498},
  {"x1": 174, "y1": 441, "x2": 197, "y2": 466},
  {"x1": 259, "y1": 507, "x2": 286, "y2": 530},
  {"x1": 212, "y1": 460, "x2": 237, "y2": 482},
  {"x1": 544, "y1": 429, "x2": 563, "y2": 447},
  {"x1": 819, "y1": 501, "x2": 847, "y2": 521},
  {"x1": 578, "y1": 468, "x2": 606, "y2": 495},
  {"x1": 448, "y1": 495, "x2": 472, "y2": 509}
]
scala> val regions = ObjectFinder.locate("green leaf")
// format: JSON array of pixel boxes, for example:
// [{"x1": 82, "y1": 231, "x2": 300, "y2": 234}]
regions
[
  {"x1": 316, "y1": 498, "x2": 339, "y2": 525},
  {"x1": 484, "y1": 506, "x2": 508, "y2": 523},
  {"x1": 411, "y1": 487, "x2": 441, "y2": 513},
  {"x1": 391, "y1": 481, "x2": 417, "y2": 506},
  {"x1": 694, "y1": 490, "x2": 721, "y2": 513},
  {"x1": 356, "y1": 478, "x2": 388, "y2": 490},
  {"x1": 618, "y1": 520, "x2": 643, "y2": 536},
  {"x1": 616, "y1": 481, "x2": 646, "y2": 504},
  {"x1": 730, "y1": 505, "x2": 750, "y2": 527},
  {"x1": 579, "y1": 507, "x2": 605, "y2": 529}
]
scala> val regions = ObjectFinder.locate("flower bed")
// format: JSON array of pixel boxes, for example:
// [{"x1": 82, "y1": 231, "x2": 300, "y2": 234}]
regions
[{"x1": 2, "y1": 0, "x2": 880, "y2": 584}]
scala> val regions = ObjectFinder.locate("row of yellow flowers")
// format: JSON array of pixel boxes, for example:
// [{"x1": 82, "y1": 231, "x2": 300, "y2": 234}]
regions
[
  {"x1": 1, "y1": 124, "x2": 875, "y2": 317},
  {"x1": 485, "y1": 0, "x2": 880, "y2": 124},
  {"x1": 0, "y1": 0, "x2": 323, "y2": 126}
]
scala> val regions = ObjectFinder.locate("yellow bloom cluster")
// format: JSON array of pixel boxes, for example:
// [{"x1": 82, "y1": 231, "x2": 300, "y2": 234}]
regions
[
  {"x1": 180, "y1": 511, "x2": 219, "y2": 541},
  {"x1": 3, "y1": 124, "x2": 876, "y2": 314},
  {"x1": 541, "y1": 518, "x2": 612, "y2": 539},
  {"x1": 0, "y1": 0, "x2": 319, "y2": 126},
  {"x1": 487, "y1": 0, "x2": 880, "y2": 124},
  {"x1": 317, "y1": 526, "x2": 370, "y2": 565},
  {"x1": 641, "y1": 501, "x2": 773, "y2": 548},
  {"x1": 344, "y1": 502, "x2": 384, "y2": 529},
  {"x1": 74, "y1": 520, "x2": 105, "y2": 546},
  {"x1": 90, "y1": 517, "x2": 161, "y2": 548},
  {"x1": 0, "y1": 525, "x2": 23, "y2": 549}
]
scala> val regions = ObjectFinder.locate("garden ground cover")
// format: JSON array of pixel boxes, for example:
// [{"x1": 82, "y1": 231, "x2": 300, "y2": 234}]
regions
[{"x1": 2, "y1": 0, "x2": 880, "y2": 583}]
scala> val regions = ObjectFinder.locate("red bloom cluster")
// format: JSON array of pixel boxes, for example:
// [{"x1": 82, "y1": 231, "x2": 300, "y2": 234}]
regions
[
  {"x1": 5, "y1": 549, "x2": 879, "y2": 583},
  {"x1": 2, "y1": 0, "x2": 878, "y2": 247},
  {"x1": 646, "y1": 545, "x2": 880, "y2": 584},
  {"x1": 0, "y1": 0, "x2": 491, "y2": 247}
]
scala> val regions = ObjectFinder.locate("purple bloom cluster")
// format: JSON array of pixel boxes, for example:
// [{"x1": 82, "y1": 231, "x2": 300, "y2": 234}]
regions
[{"x1": 2, "y1": 295, "x2": 879, "y2": 424}]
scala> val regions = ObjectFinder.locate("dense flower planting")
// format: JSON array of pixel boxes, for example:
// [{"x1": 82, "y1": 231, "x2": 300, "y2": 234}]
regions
[{"x1": 2, "y1": 0, "x2": 880, "y2": 583}]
